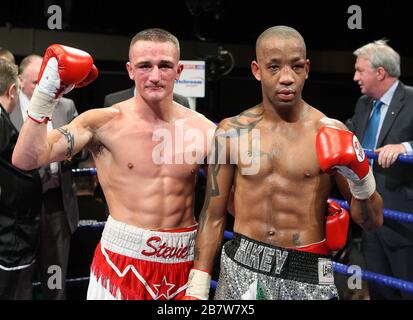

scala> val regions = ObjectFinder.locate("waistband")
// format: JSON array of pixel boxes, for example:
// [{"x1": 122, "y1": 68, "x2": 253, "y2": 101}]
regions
[
  {"x1": 101, "y1": 215, "x2": 197, "y2": 263},
  {"x1": 225, "y1": 233, "x2": 334, "y2": 285},
  {"x1": 291, "y1": 239, "x2": 329, "y2": 255}
]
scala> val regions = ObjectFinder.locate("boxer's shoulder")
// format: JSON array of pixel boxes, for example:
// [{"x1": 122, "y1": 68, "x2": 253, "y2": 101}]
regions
[
  {"x1": 317, "y1": 116, "x2": 346, "y2": 131},
  {"x1": 218, "y1": 104, "x2": 264, "y2": 132},
  {"x1": 75, "y1": 106, "x2": 120, "y2": 131},
  {"x1": 174, "y1": 106, "x2": 216, "y2": 132}
]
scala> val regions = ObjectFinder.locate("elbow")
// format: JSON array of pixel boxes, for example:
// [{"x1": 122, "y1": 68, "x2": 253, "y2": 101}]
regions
[{"x1": 12, "y1": 151, "x2": 38, "y2": 171}]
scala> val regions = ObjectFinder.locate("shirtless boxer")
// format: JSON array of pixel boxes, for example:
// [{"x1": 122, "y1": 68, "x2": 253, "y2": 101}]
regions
[
  {"x1": 12, "y1": 28, "x2": 216, "y2": 300},
  {"x1": 184, "y1": 26, "x2": 384, "y2": 300}
]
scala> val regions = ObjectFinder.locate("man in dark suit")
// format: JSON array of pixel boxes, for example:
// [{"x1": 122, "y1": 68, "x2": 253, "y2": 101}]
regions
[
  {"x1": 10, "y1": 54, "x2": 79, "y2": 299},
  {"x1": 346, "y1": 40, "x2": 413, "y2": 299},
  {"x1": 104, "y1": 86, "x2": 190, "y2": 108},
  {"x1": 0, "y1": 59, "x2": 42, "y2": 299}
]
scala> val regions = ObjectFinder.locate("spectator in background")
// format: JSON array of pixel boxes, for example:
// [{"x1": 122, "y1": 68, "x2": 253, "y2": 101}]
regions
[
  {"x1": 0, "y1": 47, "x2": 15, "y2": 64},
  {"x1": 0, "y1": 59, "x2": 42, "y2": 299},
  {"x1": 346, "y1": 40, "x2": 413, "y2": 299},
  {"x1": 10, "y1": 54, "x2": 80, "y2": 300}
]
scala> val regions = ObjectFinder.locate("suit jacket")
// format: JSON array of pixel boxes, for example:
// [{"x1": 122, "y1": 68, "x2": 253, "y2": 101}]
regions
[
  {"x1": 346, "y1": 81, "x2": 413, "y2": 247},
  {"x1": 10, "y1": 98, "x2": 79, "y2": 233},
  {"x1": 0, "y1": 105, "x2": 42, "y2": 267},
  {"x1": 103, "y1": 87, "x2": 190, "y2": 108}
]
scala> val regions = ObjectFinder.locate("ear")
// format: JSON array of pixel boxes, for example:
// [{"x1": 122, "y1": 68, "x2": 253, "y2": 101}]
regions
[
  {"x1": 126, "y1": 61, "x2": 134, "y2": 80},
  {"x1": 305, "y1": 59, "x2": 310, "y2": 79},
  {"x1": 376, "y1": 66, "x2": 386, "y2": 81},
  {"x1": 7, "y1": 82, "x2": 17, "y2": 100},
  {"x1": 175, "y1": 63, "x2": 184, "y2": 80},
  {"x1": 251, "y1": 60, "x2": 261, "y2": 81}
]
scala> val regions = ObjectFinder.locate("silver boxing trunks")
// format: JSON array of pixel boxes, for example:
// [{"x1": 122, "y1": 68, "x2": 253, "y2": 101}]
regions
[{"x1": 214, "y1": 233, "x2": 339, "y2": 300}]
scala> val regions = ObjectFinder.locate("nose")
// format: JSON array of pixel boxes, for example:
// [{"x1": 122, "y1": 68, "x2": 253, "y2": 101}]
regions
[
  {"x1": 279, "y1": 66, "x2": 294, "y2": 85},
  {"x1": 353, "y1": 71, "x2": 359, "y2": 82},
  {"x1": 149, "y1": 66, "x2": 160, "y2": 82}
]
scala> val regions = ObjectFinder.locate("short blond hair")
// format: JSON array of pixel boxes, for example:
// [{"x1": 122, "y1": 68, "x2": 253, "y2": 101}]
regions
[
  {"x1": 0, "y1": 47, "x2": 15, "y2": 64},
  {"x1": 129, "y1": 28, "x2": 180, "y2": 59}
]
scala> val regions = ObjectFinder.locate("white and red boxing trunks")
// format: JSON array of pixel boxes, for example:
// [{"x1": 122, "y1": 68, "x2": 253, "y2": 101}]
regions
[{"x1": 87, "y1": 216, "x2": 196, "y2": 300}]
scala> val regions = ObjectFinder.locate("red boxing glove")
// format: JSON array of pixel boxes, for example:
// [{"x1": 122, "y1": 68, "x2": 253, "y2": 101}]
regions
[
  {"x1": 325, "y1": 200, "x2": 350, "y2": 251},
  {"x1": 316, "y1": 126, "x2": 376, "y2": 200},
  {"x1": 28, "y1": 44, "x2": 98, "y2": 123},
  {"x1": 37, "y1": 44, "x2": 98, "y2": 97},
  {"x1": 75, "y1": 64, "x2": 99, "y2": 88}
]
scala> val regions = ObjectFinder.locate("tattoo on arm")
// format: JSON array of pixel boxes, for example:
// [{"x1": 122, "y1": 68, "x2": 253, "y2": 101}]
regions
[
  {"x1": 57, "y1": 127, "x2": 75, "y2": 158},
  {"x1": 199, "y1": 161, "x2": 221, "y2": 232},
  {"x1": 199, "y1": 137, "x2": 223, "y2": 232}
]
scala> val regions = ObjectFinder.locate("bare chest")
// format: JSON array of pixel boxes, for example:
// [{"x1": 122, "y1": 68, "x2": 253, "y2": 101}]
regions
[
  {"x1": 97, "y1": 120, "x2": 205, "y2": 178},
  {"x1": 237, "y1": 128, "x2": 320, "y2": 180}
]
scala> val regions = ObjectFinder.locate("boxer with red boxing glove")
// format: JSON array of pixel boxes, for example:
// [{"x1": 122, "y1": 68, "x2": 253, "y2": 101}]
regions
[
  {"x1": 13, "y1": 29, "x2": 216, "y2": 300},
  {"x1": 186, "y1": 26, "x2": 383, "y2": 300}
]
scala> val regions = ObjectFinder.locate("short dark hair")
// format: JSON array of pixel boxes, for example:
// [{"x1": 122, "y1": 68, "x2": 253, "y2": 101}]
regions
[{"x1": 256, "y1": 25, "x2": 306, "y2": 59}]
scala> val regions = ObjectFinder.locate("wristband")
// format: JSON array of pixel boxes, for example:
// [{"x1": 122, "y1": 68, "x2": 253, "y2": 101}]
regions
[
  {"x1": 348, "y1": 169, "x2": 376, "y2": 200},
  {"x1": 185, "y1": 268, "x2": 211, "y2": 300}
]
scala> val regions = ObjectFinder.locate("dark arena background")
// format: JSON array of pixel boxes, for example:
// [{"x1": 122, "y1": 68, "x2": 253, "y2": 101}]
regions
[{"x1": 1, "y1": 0, "x2": 413, "y2": 304}]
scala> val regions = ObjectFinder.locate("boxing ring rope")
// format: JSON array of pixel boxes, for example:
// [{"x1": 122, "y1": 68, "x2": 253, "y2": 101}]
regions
[
  {"x1": 65, "y1": 150, "x2": 413, "y2": 295},
  {"x1": 330, "y1": 198, "x2": 413, "y2": 222},
  {"x1": 364, "y1": 149, "x2": 413, "y2": 164},
  {"x1": 72, "y1": 168, "x2": 97, "y2": 176},
  {"x1": 70, "y1": 152, "x2": 413, "y2": 178}
]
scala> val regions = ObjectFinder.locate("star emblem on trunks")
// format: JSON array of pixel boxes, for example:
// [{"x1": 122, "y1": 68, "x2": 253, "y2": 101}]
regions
[{"x1": 153, "y1": 276, "x2": 175, "y2": 300}]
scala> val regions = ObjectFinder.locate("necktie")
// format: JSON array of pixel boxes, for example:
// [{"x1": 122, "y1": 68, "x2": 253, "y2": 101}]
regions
[{"x1": 362, "y1": 100, "x2": 383, "y2": 150}]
